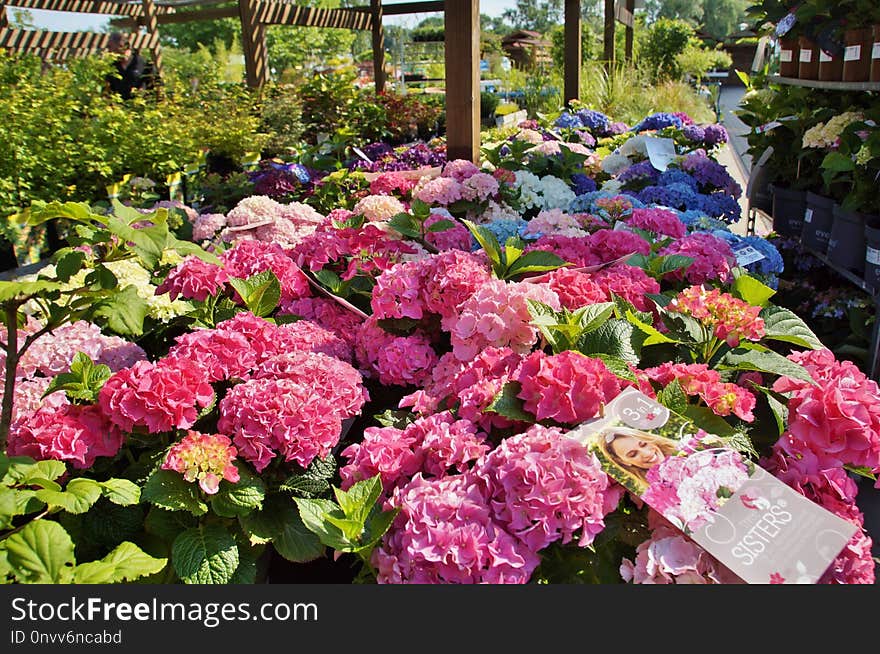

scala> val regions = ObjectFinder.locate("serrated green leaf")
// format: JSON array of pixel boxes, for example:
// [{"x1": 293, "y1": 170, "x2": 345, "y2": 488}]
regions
[
  {"x1": 0, "y1": 280, "x2": 66, "y2": 303},
  {"x1": 387, "y1": 213, "x2": 423, "y2": 239},
  {"x1": 660, "y1": 308, "x2": 706, "y2": 343},
  {"x1": 592, "y1": 355, "x2": 639, "y2": 382},
  {"x1": 626, "y1": 309, "x2": 678, "y2": 345},
  {"x1": 356, "y1": 507, "x2": 399, "y2": 553},
  {"x1": 577, "y1": 320, "x2": 640, "y2": 365},
  {"x1": 55, "y1": 250, "x2": 86, "y2": 283},
  {"x1": 485, "y1": 380, "x2": 534, "y2": 422},
  {"x1": 760, "y1": 306, "x2": 824, "y2": 350},
  {"x1": 239, "y1": 495, "x2": 324, "y2": 562},
  {"x1": 5, "y1": 520, "x2": 75, "y2": 583},
  {"x1": 504, "y1": 249, "x2": 567, "y2": 278},
  {"x1": 74, "y1": 541, "x2": 167, "y2": 583},
  {"x1": 372, "y1": 409, "x2": 416, "y2": 429},
  {"x1": 324, "y1": 515, "x2": 364, "y2": 541},
  {"x1": 646, "y1": 293, "x2": 672, "y2": 308},
  {"x1": 752, "y1": 384, "x2": 789, "y2": 437},
  {"x1": 144, "y1": 507, "x2": 198, "y2": 542},
  {"x1": 228, "y1": 271, "x2": 281, "y2": 318},
  {"x1": 313, "y1": 269, "x2": 344, "y2": 294},
  {"x1": 410, "y1": 198, "x2": 431, "y2": 219},
  {"x1": 35, "y1": 478, "x2": 102, "y2": 514},
  {"x1": 280, "y1": 455, "x2": 336, "y2": 498},
  {"x1": 821, "y1": 151, "x2": 856, "y2": 172},
  {"x1": 172, "y1": 524, "x2": 239, "y2": 584},
  {"x1": 0, "y1": 488, "x2": 16, "y2": 529},
  {"x1": 92, "y1": 284, "x2": 149, "y2": 336},
  {"x1": 732, "y1": 274, "x2": 776, "y2": 307},
  {"x1": 682, "y1": 405, "x2": 736, "y2": 437},
  {"x1": 99, "y1": 478, "x2": 140, "y2": 505},
  {"x1": 90, "y1": 264, "x2": 118, "y2": 290},
  {"x1": 576, "y1": 302, "x2": 616, "y2": 334},
  {"x1": 7, "y1": 459, "x2": 67, "y2": 484},
  {"x1": 656, "y1": 254, "x2": 694, "y2": 276},
  {"x1": 27, "y1": 200, "x2": 95, "y2": 225},
  {"x1": 294, "y1": 497, "x2": 350, "y2": 551},
  {"x1": 210, "y1": 464, "x2": 266, "y2": 518},
  {"x1": 105, "y1": 213, "x2": 168, "y2": 270},
  {"x1": 166, "y1": 237, "x2": 221, "y2": 266},
  {"x1": 718, "y1": 348, "x2": 816, "y2": 385},
  {"x1": 83, "y1": 502, "x2": 144, "y2": 548},
  {"x1": 229, "y1": 538, "x2": 263, "y2": 584},
  {"x1": 657, "y1": 379, "x2": 688, "y2": 414},
  {"x1": 462, "y1": 219, "x2": 503, "y2": 272},
  {"x1": 334, "y1": 476, "x2": 382, "y2": 525},
  {"x1": 141, "y1": 469, "x2": 208, "y2": 516},
  {"x1": 426, "y1": 219, "x2": 456, "y2": 232}
]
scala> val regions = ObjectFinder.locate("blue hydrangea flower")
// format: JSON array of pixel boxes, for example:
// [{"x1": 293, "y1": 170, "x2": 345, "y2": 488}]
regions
[
  {"x1": 472, "y1": 218, "x2": 529, "y2": 250},
  {"x1": 575, "y1": 109, "x2": 611, "y2": 134},
  {"x1": 699, "y1": 192, "x2": 741, "y2": 224},
  {"x1": 631, "y1": 112, "x2": 684, "y2": 133},
  {"x1": 554, "y1": 111, "x2": 582, "y2": 129},
  {"x1": 570, "y1": 173, "x2": 597, "y2": 196},
  {"x1": 658, "y1": 169, "x2": 699, "y2": 191}
]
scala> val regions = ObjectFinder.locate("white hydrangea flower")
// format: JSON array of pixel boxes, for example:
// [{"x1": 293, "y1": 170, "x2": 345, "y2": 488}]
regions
[
  {"x1": 601, "y1": 152, "x2": 632, "y2": 175},
  {"x1": 538, "y1": 175, "x2": 576, "y2": 211}
]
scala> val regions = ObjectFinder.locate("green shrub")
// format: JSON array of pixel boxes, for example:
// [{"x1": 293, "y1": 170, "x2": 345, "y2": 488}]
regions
[{"x1": 640, "y1": 18, "x2": 695, "y2": 81}]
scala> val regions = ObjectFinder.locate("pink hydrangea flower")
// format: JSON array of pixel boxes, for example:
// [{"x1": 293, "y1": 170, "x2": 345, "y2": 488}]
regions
[
  {"x1": 523, "y1": 209, "x2": 588, "y2": 238},
  {"x1": 626, "y1": 208, "x2": 686, "y2": 238},
  {"x1": 166, "y1": 327, "x2": 258, "y2": 382},
  {"x1": 371, "y1": 260, "x2": 429, "y2": 320},
  {"x1": 217, "y1": 377, "x2": 344, "y2": 471},
  {"x1": 659, "y1": 233, "x2": 736, "y2": 285},
  {"x1": 460, "y1": 173, "x2": 499, "y2": 202},
  {"x1": 276, "y1": 297, "x2": 364, "y2": 348},
  {"x1": 586, "y1": 229, "x2": 651, "y2": 264},
  {"x1": 8, "y1": 404, "x2": 124, "y2": 469},
  {"x1": 250, "y1": 350, "x2": 368, "y2": 417},
  {"x1": 10, "y1": 377, "x2": 68, "y2": 424},
  {"x1": 772, "y1": 348, "x2": 880, "y2": 478},
  {"x1": 423, "y1": 212, "x2": 472, "y2": 252},
  {"x1": 99, "y1": 357, "x2": 215, "y2": 433},
  {"x1": 449, "y1": 279, "x2": 560, "y2": 361},
  {"x1": 355, "y1": 316, "x2": 437, "y2": 386},
  {"x1": 162, "y1": 430, "x2": 240, "y2": 495},
  {"x1": 620, "y1": 519, "x2": 742, "y2": 584},
  {"x1": 516, "y1": 351, "x2": 622, "y2": 424},
  {"x1": 156, "y1": 256, "x2": 229, "y2": 302},
  {"x1": 370, "y1": 173, "x2": 417, "y2": 197},
  {"x1": 415, "y1": 177, "x2": 463, "y2": 206},
  {"x1": 422, "y1": 250, "x2": 492, "y2": 329},
  {"x1": 373, "y1": 474, "x2": 540, "y2": 584},
  {"x1": 544, "y1": 268, "x2": 606, "y2": 310},
  {"x1": 442, "y1": 159, "x2": 480, "y2": 182},
  {"x1": 94, "y1": 337, "x2": 148, "y2": 371},
  {"x1": 273, "y1": 319, "x2": 353, "y2": 362},
  {"x1": 670, "y1": 286, "x2": 765, "y2": 347},
  {"x1": 220, "y1": 240, "x2": 310, "y2": 303},
  {"x1": 16, "y1": 321, "x2": 107, "y2": 378},
  {"x1": 473, "y1": 424, "x2": 624, "y2": 552},
  {"x1": 192, "y1": 213, "x2": 228, "y2": 242},
  {"x1": 353, "y1": 195, "x2": 407, "y2": 222},
  {"x1": 591, "y1": 264, "x2": 661, "y2": 312},
  {"x1": 226, "y1": 195, "x2": 282, "y2": 228},
  {"x1": 643, "y1": 362, "x2": 756, "y2": 422}
]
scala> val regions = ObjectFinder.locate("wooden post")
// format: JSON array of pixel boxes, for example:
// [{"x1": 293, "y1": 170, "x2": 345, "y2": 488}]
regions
[
  {"x1": 0, "y1": 2, "x2": 7, "y2": 28},
  {"x1": 564, "y1": 0, "x2": 580, "y2": 104},
  {"x1": 371, "y1": 0, "x2": 384, "y2": 92},
  {"x1": 141, "y1": 0, "x2": 163, "y2": 79},
  {"x1": 445, "y1": 0, "x2": 480, "y2": 163},
  {"x1": 603, "y1": 0, "x2": 615, "y2": 68},
  {"x1": 625, "y1": 0, "x2": 634, "y2": 62},
  {"x1": 238, "y1": 0, "x2": 268, "y2": 88}
]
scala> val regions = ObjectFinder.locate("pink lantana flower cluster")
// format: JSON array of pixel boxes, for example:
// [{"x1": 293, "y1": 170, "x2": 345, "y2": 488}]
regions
[
  {"x1": 659, "y1": 232, "x2": 736, "y2": 285},
  {"x1": 643, "y1": 362, "x2": 756, "y2": 422},
  {"x1": 515, "y1": 351, "x2": 623, "y2": 424},
  {"x1": 449, "y1": 278, "x2": 560, "y2": 360},
  {"x1": 162, "y1": 430, "x2": 240, "y2": 494},
  {"x1": 670, "y1": 286, "x2": 765, "y2": 347}
]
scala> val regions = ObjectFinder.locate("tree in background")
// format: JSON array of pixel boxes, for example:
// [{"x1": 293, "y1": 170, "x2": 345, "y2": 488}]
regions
[
  {"x1": 502, "y1": 0, "x2": 563, "y2": 34},
  {"x1": 644, "y1": 0, "x2": 750, "y2": 40},
  {"x1": 640, "y1": 16, "x2": 696, "y2": 79}
]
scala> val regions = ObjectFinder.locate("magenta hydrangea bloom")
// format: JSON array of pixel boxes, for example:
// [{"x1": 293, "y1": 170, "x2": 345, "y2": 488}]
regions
[
  {"x1": 659, "y1": 233, "x2": 736, "y2": 285},
  {"x1": 166, "y1": 328, "x2": 258, "y2": 382},
  {"x1": 449, "y1": 279, "x2": 560, "y2": 361},
  {"x1": 587, "y1": 229, "x2": 651, "y2": 263},
  {"x1": 373, "y1": 474, "x2": 540, "y2": 584},
  {"x1": 162, "y1": 430, "x2": 240, "y2": 495},
  {"x1": 251, "y1": 350, "x2": 368, "y2": 417},
  {"x1": 156, "y1": 256, "x2": 229, "y2": 302},
  {"x1": 422, "y1": 249, "x2": 492, "y2": 329},
  {"x1": 527, "y1": 235, "x2": 601, "y2": 267},
  {"x1": 591, "y1": 264, "x2": 661, "y2": 312},
  {"x1": 218, "y1": 377, "x2": 344, "y2": 471},
  {"x1": 772, "y1": 348, "x2": 880, "y2": 479},
  {"x1": 8, "y1": 404, "x2": 124, "y2": 469},
  {"x1": 473, "y1": 424, "x2": 624, "y2": 552},
  {"x1": 544, "y1": 268, "x2": 606, "y2": 310},
  {"x1": 643, "y1": 362, "x2": 756, "y2": 422},
  {"x1": 277, "y1": 296, "x2": 364, "y2": 348},
  {"x1": 371, "y1": 260, "x2": 429, "y2": 320},
  {"x1": 98, "y1": 357, "x2": 214, "y2": 434},
  {"x1": 369, "y1": 172, "x2": 416, "y2": 197},
  {"x1": 273, "y1": 320, "x2": 353, "y2": 363},
  {"x1": 414, "y1": 176, "x2": 463, "y2": 206},
  {"x1": 516, "y1": 351, "x2": 622, "y2": 424},
  {"x1": 442, "y1": 159, "x2": 480, "y2": 182},
  {"x1": 355, "y1": 316, "x2": 438, "y2": 387},
  {"x1": 620, "y1": 519, "x2": 742, "y2": 584},
  {"x1": 626, "y1": 207, "x2": 686, "y2": 239},
  {"x1": 423, "y1": 212, "x2": 472, "y2": 252},
  {"x1": 10, "y1": 377, "x2": 68, "y2": 424},
  {"x1": 220, "y1": 240, "x2": 310, "y2": 303}
]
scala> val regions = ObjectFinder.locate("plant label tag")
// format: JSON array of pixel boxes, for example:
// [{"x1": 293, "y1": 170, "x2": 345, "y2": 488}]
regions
[
  {"x1": 613, "y1": 220, "x2": 634, "y2": 233},
  {"x1": 845, "y1": 45, "x2": 861, "y2": 61},
  {"x1": 756, "y1": 121, "x2": 782, "y2": 134},
  {"x1": 566, "y1": 388, "x2": 859, "y2": 584},
  {"x1": 645, "y1": 137, "x2": 677, "y2": 172},
  {"x1": 820, "y1": 50, "x2": 832, "y2": 62},
  {"x1": 867, "y1": 247, "x2": 880, "y2": 265},
  {"x1": 780, "y1": 49, "x2": 793, "y2": 63},
  {"x1": 873, "y1": 42, "x2": 880, "y2": 60},
  {"x1": 799, "y1": 48, "x2": 812, "y2": 63},
  {"x1": 734, "y1": 245, "x2": 766, "y2": 266},
  {"x1": 804, "y1": 208, "x2": 813, "y2": 223},
  {"x1": 351, "y1": 147, "x2": 374, "y2": 164}
]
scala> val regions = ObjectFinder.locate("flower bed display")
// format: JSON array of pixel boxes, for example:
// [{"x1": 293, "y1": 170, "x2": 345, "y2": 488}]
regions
[{"x1": 0, "y1": 108, "x2": 876, "y2": 586}]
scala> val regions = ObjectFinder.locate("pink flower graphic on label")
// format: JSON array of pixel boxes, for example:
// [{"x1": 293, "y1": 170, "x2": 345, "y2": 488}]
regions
[{"x1": 769, "y1": 572, "x2": 785, "y2": 584}]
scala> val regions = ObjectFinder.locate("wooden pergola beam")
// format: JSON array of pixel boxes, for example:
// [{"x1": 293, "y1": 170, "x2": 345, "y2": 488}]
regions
[
  {"x1": 564, "y1": 0, "x2": 580, "y2": 103},
  {"x1": 624, "y1": 0, "x2": 634, "y2": 61},
  {"x1": 141, "y1": 0, "x2": 162, "y2": 77},
  {"x1": 603, "y1": 0, "x2": 614, "y2": 65},
  {"x1": 238, "y1": 0, "x2": 267, "y2": 88},
  {"x1": 371, "y1": 0, "x2": 383, "y2": 92},
  {"x1": 445, "y1": 0, "x2": 479, "y2": 163},
  {"x1": 253, "y1": 2, "x2": 372, "y2": 29},
  {"x1": 0, "y1": 26, "x2": 158, "y2": 52},
  {"x1": 2, "y1": 0, "x2": 174, "y2": 15},
  {"x1": 351, "y1": 0, "x2": 443, "y2": 16}
]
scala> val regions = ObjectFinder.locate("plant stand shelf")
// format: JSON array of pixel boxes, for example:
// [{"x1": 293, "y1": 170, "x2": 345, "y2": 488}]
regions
[{"x1": 769, "y1": 76, "x2": 880, "y2": 92}]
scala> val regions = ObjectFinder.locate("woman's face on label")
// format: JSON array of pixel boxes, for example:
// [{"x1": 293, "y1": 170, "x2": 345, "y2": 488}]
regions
[{"x1": 610, "y1": 434, "x2": 665, "y2": 470}]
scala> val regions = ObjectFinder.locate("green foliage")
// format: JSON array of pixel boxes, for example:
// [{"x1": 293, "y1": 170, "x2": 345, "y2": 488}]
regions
[
  {"x1": 43, "y1": 352, "x2": 111, "y2": 404},
  {"x1": 172, "y1": 523, "x2": 239, "y2": 584},
  {"x1": 228, "y1": 271, "x2": 281, "y2": 318},
  {"x1": 641, "y1": 17, "x2": 697, "y2": 80},
  {"x1": 464, "y1": 220, "x2": 567, "y2": 280},
  {"x1": 528, "y1": 300, "x2": 616, "y2": 354}
]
